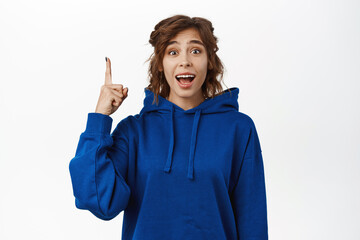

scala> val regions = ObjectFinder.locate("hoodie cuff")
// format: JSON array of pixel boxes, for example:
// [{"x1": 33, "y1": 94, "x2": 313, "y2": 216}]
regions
[{"x1": 85, "y1": 112, "x2": 113, "y2": 135}]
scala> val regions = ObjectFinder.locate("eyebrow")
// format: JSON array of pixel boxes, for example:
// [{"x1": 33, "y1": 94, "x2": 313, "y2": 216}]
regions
[{"x1": 167, "y1": 40, "x2": 205, "y2": 47}]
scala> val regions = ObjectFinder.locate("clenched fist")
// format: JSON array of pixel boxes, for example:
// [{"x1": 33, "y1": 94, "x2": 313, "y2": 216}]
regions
[{"x1": 95, "y1": 57, "x2": 128, "y2": 116}]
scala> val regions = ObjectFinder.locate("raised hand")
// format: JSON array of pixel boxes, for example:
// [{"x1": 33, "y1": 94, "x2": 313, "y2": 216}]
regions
[{"x1": 95, "y1": 57, "x2": 128, "y2": 116}]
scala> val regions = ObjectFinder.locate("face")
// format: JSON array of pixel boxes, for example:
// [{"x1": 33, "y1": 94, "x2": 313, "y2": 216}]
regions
[{"x1": 162, "y1": 28, "x2": 209, "y2": 106}]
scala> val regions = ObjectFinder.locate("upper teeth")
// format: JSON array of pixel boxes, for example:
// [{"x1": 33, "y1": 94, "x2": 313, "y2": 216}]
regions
[{"x1": 176, "y1": 74, "x2": 195, "y2": 78}]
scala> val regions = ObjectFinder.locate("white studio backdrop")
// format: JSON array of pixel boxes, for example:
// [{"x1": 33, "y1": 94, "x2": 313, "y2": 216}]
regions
[{"x1": 0, "y1": 0, "x2": 359, "y2": 239}]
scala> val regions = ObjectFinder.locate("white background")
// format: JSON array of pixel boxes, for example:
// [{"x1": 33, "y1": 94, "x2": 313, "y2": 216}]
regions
[{"x1": 1, "y1": 0, "x2": 359, "y2": 239}]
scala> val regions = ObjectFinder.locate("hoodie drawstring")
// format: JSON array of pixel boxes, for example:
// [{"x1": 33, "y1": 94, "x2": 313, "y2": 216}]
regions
[
  {"x1": 163, "y1": 105, "x2": 202, "y2": 180},
  {"x1": 187, "y1": 109, "x2": 201, "y2": 180},
  {"x1": 163, "y1": 105, "x2": 175, "y2": 173}
]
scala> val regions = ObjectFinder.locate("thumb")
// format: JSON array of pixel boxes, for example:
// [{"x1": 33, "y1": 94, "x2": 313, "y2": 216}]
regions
[{"x1": 123, "y1": 87, "x2": 128, "y2": 97}]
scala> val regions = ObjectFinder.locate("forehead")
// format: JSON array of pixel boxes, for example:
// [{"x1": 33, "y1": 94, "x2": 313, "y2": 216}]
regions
[
  {"x1": 167, "y1": 28, "x2": 204, "y2": 47},
  {"x1": 169, "y1": 28, "x2": 202, "y2": 43}
]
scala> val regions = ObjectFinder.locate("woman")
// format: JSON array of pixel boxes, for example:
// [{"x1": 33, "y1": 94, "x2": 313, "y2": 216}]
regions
[{"x1": 69, "y1": 14, "x2": 268, "y2": 240}]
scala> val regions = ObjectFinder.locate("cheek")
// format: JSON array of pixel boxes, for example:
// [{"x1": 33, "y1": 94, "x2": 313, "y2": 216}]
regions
[
  {"x1": 200, "y1": 60, "x2": 209, "y2": 74},
  {"x1": 163, "y1": 64, "x2": 172, "y2": 76},
  {"x1": 162, "y1": 58, "x2": 173, "y2": 72},
  {"x1": 162, "y1": 61, "x2": 174, "y2": 82}
]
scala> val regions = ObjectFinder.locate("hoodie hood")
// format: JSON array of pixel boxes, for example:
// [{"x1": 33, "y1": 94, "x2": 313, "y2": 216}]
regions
[{"x1": 139, "y1": 87, "x2": 239, "y2": 180}]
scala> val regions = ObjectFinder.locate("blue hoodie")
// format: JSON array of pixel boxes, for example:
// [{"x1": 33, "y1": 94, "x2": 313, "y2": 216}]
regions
[{"x1": 69, "y1": 87, "x2": 268, "y2": 240}]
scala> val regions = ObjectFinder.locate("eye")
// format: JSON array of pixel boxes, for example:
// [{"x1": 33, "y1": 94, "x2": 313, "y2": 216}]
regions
[
  {"x1": 191, "y1": 49, "x2": 201, "y2": 54},
  {"x1": 168, "y1": 50, "x2": 177, "y2": 55}
]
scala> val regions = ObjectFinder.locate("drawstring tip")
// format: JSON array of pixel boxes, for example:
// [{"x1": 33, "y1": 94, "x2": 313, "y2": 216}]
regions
[{"x1": 163, "y1": 166, "x2": 171, "y2": 173}]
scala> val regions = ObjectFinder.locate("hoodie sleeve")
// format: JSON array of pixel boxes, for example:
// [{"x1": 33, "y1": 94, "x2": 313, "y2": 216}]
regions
[
  {"x1": 230, "y1": 118, "x2": 268, "y2": 239},
  {"x1": 69, "y1": 112, "x2": 131, "y2": 221}
]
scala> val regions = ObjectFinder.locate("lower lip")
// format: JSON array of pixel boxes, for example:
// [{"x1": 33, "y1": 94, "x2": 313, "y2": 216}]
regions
[{"x1": 176, "y1": 78, "x2": 194, "y2": 88}]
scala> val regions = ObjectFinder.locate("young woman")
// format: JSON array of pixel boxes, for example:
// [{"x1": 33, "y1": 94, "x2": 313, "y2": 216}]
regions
[{"x1": 69, "y1": 15, "x2": 268, "y2": 240}]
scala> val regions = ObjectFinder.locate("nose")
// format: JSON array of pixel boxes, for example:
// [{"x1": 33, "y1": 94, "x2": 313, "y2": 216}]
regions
[{"x1": 179, "y1": 52, "x2": 192, "y2": 67}]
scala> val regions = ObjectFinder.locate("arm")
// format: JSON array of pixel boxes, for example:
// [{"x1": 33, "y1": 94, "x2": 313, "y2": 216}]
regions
[
  {"x1": 231, "y1": 120, "x2": 268, "y2": 239},
  {"x1": 69, "y1": 113, "x2": 131, "y2": 220}
]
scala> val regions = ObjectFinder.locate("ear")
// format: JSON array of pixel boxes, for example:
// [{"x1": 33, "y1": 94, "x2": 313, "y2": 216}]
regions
[
  {"x1": 208, "y1": 61, "x2": 213, "y2": 70},
  {"x1": 158, "y1": 65, "x2": 163, "y2": 72}
]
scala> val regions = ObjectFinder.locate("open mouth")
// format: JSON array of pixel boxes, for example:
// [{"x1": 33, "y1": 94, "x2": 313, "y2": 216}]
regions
[{"x1": 175, "y1": 74, "x2": 195, "y2": 84}]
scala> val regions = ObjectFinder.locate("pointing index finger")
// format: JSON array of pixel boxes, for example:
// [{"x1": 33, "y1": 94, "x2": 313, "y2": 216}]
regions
[{"x1": 105, "y1": 57, "x2": 112, "y2": 85}]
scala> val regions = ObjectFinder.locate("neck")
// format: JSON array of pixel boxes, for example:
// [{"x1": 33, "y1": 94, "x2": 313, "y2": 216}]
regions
[{"x1": 167, "y1": 93, "x2": 205, "y2": 111}]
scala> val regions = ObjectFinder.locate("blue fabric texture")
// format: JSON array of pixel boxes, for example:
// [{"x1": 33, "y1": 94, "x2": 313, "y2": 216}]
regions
[{"x1": 69, "y1": 87, "x2": 268, "y2": 240}]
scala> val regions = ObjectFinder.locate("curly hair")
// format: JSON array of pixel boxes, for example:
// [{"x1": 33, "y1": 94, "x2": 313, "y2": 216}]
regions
[{"x1": 145, "y1": 14, "x2": 229, "y2": 105}]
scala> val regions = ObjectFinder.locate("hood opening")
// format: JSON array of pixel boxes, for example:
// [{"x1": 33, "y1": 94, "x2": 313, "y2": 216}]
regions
[{"x1": 140, "y1": 87, "x2": 239, "y2": 180}]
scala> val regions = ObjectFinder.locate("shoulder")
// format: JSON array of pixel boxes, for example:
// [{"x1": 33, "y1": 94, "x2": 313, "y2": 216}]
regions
[
  {"x1": 231, "y1": 111, "x2": 257, "y2": 130},
  {"x1": 111, "y1": 114, "x2": 138, "y2": 138}
]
